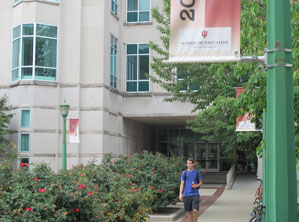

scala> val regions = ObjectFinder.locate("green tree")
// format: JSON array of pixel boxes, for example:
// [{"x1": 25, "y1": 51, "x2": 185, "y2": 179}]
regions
[
  {"x1": 149, "y1": 0, "x2": 298, "y2": 157},
  {"x1": 0, "y1": 96, "x2": 16, "y2": 162}
]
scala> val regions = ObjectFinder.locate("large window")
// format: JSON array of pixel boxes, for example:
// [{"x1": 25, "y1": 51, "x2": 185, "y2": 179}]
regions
[
  {"x1": 111, "y1": 0, "x2": 118, "y2": 16},
  {"x1": 110, "y1": 35, "x2": 118, "y2": 88},
  {"x1": 12, "y1": 23, "x2": 58, "y2": 82},
  {"x1": 177, "y1": 67, "x2": 200, "y2": 91},
  {"x1": 126, "y1": 44, "x2": 149, "y2": 92},
  {"x1": 127, "y1": 0, "x2": 150, "y2": 23}
]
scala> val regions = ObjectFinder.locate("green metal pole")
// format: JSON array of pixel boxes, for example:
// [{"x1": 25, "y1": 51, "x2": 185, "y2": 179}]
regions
[
  {"x1": 262, "y1": 111, "x2": 266, "y2": 222},
  {"x1": 266, "y1": 0, "x2": 297, "y2": 221},
  {"x1": 62, "y1": 116, "x2": 67, "y2": 170}
]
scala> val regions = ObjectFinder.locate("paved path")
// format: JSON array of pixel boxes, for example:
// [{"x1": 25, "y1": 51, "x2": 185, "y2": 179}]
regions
[{"x1": 180, "y1": 173, "x2": 258, "y2": 222}]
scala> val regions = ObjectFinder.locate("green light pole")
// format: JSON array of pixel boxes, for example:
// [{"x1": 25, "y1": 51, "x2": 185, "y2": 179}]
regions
[
  {"x1": 265, "y1": 0, "x2": 297, "y2": 221},
  {"x1": 60, "y1": 100, "x2": 70, "y2": 170}
]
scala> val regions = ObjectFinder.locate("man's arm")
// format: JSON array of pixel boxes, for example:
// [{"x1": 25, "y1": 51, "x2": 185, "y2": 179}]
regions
[
  {"x1": 179, "y1": 181, "x2": 184, "y2": 202},
  {"x1": 196, "y1": 180, "x2": 203, "y2": 188}
]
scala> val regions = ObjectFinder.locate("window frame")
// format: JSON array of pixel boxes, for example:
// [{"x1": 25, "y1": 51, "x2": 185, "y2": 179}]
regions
[
  {"x1": 110, "y1": 34, "x2": 118, "y2": 89},
  {"x1": 21, "y1": 109, "x2": 31, "y2": 128},
  {"x1": 126, "y1": 0, "x2": 151, "y2": 23},
  {"x1": 111, "y1": 0, "x2": 118, "y2": 16},
  {"x1": 19, "y1": 133, "x2": 30, "y2": 152},
  {"x1": 11, "y1": 22, "x2": 59, "y2": 82},
  {"x1": 126, "y1": 43, "x2": 150, "y2": 93}
]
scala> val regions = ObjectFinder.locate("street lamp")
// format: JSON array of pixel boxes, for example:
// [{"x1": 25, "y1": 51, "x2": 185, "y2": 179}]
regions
[{"x1": 60, "y1": 100, "x2": 69, "y2": 170}]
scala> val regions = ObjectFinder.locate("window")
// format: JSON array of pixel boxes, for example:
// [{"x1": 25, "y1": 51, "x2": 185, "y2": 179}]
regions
[
  {"x1": 111, "y1": 0, "x2": 118, "y2": 16},
  {"x1": 21, "y1": 110, "x2": 30, "y2": 128},
  {"x1": 12, "y1": 23, "x2": 58, "y2": 82},
  {"x1": 177, "y1": 67, "x2": 200, "y2": 91},
  {"x1": 13, "y1": 0, "x2": 20, "y2": 4},
  {"x1": 110, "y1": 35, "x2": 117, "y2": 88},
  {"x1": 126, "y1": 44, "x2": 149, "y2": 92},
  {"x1": 20, "y1": 134, "x2": 30, "y2": 152},
  {"x1": 127, "y1": 0, "x2": 150, "y2": 23}
]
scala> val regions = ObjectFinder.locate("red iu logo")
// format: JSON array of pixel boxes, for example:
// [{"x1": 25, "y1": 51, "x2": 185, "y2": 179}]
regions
[{"x1": 202, "y1": 30, "x2": 208, "y2": 38}]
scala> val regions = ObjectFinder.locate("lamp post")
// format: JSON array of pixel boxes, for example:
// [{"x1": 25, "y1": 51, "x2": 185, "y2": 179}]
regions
[{"x1": 60, "y1": 100, "x2": 70, "y2": 170}]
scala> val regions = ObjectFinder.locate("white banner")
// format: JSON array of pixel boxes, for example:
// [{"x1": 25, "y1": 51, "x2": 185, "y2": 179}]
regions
[{"x1": 167, "y1": 0, "x2": 240, "y2": 63}]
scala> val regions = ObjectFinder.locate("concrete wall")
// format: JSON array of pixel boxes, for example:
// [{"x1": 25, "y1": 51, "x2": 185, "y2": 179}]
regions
[{"x1": 0, "y1": 0, "x2": 195, "y2": 171}]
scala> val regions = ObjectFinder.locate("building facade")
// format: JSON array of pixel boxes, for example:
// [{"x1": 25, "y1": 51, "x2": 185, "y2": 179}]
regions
[{"x1": 0, "y1": 0, "x2": 231, "y2": 172}]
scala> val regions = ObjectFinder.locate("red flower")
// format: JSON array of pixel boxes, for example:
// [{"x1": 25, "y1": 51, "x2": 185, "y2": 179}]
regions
[
  {"x1": 153, "y1": 167, "x2": 155, "y2": 170},
  {"x1": 158, "y1": 189, "x2": 163, "y2": 193},
  {"x1": 132, "y1": 169, "x2": 135, "y2": 172},
  {"x1": 127, "y1": 174, "x2": 130, "y2": 177},
  {"x1": 153, "y1": 170, "x2": 156, "y2": 173},
  {"x1": 25, "y1": 207, "x2": 33, "y2": 211},
  {"x1": 140, "y1": 210, "x2": 143, "y2": 214},
  {"x1": 151, "y1": 186, "x2": 154, "y2": 189},
  {"x1": 94, "y1": 185, "x2": 98, "y2": 189},
  {"x1": 34, "y1": 178, "x2": 39, "y2": 181},
  {"x1": 136, "y1": 187, "x2": 140, "y2": 191},
  {"x1": 179, "y1": 172, "x2": 182, "y2": 175},
  {"x1": 78, "y1": 184, "x2": 86, "y2": 190},
  {"x1": 88, "y1": 192, "x2": 93, "y2": 196},
  {"x1": 40, "y1": 188, "x2": 45, "y2": 193},
  {"x1": 76, "y1": 208, "x2": 79, "y2": 212},
  {"x1": 120, "y1": 176, "x2": 123, "y2": 179},
  {"x1": 130, "y1": 182, "x2": 134, "y2": 185},
  {"x1": 80, "y1": 174, "x2": 83, "y2": 177},
  {"x1": 19, "y1": 163, "x2": 24, "y2": 169},
  {"x1": 131, "y1": 189, "x2": 134, "y2": 193},
  {"x1": 25, "y1": 163, "x2": 29, "y2": 167}
]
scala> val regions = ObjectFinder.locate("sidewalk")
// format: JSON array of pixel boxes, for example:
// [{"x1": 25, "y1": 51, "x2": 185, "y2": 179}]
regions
[{"x1": 180, "y1": 173, "x2": 258, "y2": 222}]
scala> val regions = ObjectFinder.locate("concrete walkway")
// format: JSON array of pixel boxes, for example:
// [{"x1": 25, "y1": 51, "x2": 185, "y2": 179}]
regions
[{"x1": 196, "y1": 173, "x2": 258, "y2": 222}]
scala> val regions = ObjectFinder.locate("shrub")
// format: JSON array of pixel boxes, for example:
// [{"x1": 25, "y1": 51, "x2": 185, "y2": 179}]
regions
[{"x1": 0, "y1": 151, "x2": 186, "y2": 221}]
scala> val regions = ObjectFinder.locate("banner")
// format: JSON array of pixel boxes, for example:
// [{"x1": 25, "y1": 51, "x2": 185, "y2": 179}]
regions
[
  {"x1": 235, "y1": 87, "x2": 256, "y2": 132},
  {"x1": 167, "y1": 0, "x2": 240, "y2": 63},
  {"x1": 69, "y1": 119, "x2": 80, "y2": 143}
]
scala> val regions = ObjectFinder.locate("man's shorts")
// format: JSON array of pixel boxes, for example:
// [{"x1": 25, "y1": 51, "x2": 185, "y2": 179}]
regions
[{"x1": 183, "y1": 195, "x2": 200, "y2": 211}]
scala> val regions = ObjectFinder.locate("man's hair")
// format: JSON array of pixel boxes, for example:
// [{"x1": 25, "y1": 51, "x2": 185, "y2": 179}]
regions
[{"x1": 187, "y1": 158, "x2": 194, "y2": 163}]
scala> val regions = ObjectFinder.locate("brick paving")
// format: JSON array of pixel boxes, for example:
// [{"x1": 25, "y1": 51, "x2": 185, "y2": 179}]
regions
[{"x1": 180, "y1": 186, "x2": 225, "y2": 222}]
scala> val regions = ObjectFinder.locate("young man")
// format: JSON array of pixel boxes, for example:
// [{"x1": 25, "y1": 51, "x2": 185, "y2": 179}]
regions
[{"x1": 179, "y1": 158, "x2": 203, "y2": 222}]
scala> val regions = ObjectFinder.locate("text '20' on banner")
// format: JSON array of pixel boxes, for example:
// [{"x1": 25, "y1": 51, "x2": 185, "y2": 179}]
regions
[{"x1": 167, "y1": 0, "x2": 240, "y2": 63}]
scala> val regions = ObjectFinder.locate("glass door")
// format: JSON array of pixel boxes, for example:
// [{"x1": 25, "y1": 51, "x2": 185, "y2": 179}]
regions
[{"x1": 196, "y1": 143, "x2": 219, "y2": 171}]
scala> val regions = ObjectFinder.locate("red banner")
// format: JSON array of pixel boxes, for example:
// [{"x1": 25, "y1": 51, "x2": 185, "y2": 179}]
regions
[
  {"x1": 235, "y1": 87, "x2": 256, "y2": 132},
  {"x1": 69, "y1": 119, "x2": 80, "y2": 143}
]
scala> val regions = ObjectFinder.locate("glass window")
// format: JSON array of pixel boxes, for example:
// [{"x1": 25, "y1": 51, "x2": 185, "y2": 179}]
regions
[
  {"x1": 14, "y1": 0, "x2": 59, "y2": 4},
  {"x1": 21, "y1": 110, "x2": 30, "y2": 128},
  {"x1": 13, "y1": 0, "x2": 20, "y2": 4},
  {"x1": 126, "y1": 44, "x2": 149, "y2": 92},
  {"x1": 20, "y1": 158, "x2": 29, "y2": 164},
  {"x1": 111, "y1": 0, "x2": 118, "y2": 16},
  {"x1": 177, "y1": 67, "x2": 200, "y2": 91},
  {"x1": 127, "y1": 0, "x2": 150, "y2": 23},
  {"x1": 110, "y1": 34, "x2": 117, "y2": 88},
  {"x1": 11, "y1": 23, "x2": 58, "y2": 82},
  {"x1": 20, "y1": 134, "x2": 29, "y2": 152}
]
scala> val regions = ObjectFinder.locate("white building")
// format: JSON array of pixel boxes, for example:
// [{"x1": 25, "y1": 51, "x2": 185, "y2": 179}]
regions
[{"x1": 0, "y1": 0, "x2": 232, "y2": 172}]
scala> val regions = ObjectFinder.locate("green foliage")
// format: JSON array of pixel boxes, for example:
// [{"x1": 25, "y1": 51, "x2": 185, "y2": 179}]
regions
[
  {"x1": 0, "y1": 96, "x2": 16, "y2": 162},
  {"x1": 0, "y1": 151, "x2": 186, "y2": 221},
  {"x1": 149, "y1": 0, "x2": 298, "y2": 156}
]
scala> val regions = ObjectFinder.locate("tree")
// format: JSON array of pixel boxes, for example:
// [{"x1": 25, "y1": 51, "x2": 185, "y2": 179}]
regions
[
  {"x1": 0, "y1": 96, "x2": 16, "y2": 162},
  {"x1": 149, "y1": 0, "x2": 298, "y2": 158}
]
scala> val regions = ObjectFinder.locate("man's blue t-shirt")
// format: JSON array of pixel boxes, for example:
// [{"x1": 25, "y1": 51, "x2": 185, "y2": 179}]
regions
[{"x1": 180, "y1": 169, "x2": 202, "y2": 197}]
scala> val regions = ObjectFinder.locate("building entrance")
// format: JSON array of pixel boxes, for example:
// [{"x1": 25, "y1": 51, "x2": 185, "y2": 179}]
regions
[{"x1": 155, "y1": 128, "x2": 223, "y2": 172}]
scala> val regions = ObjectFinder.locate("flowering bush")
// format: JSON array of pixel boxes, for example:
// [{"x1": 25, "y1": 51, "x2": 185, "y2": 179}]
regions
[
  {"x1": 103, "y1": 151, "x2": 186, "y2": 211},
  {"x1": 0, "y1": 151, "x2": 185, "y2": 221}
]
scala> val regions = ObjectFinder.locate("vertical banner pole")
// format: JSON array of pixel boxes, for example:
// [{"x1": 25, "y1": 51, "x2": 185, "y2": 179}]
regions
[{"x1": 265, "y1": 0, "x2": 297, "y2": 221}]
